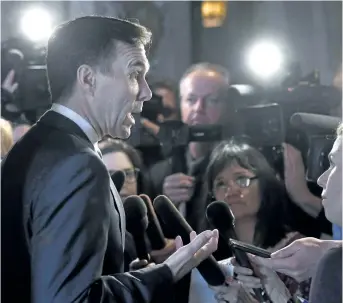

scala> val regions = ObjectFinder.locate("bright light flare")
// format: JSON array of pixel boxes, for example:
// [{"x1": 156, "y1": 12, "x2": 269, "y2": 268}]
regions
[
  {"x1": 20, "y1": 8, "x2": 53, "y2": 42},
  {"x1": 246, "y1": 42, "x2": 283, "y2": 80}
]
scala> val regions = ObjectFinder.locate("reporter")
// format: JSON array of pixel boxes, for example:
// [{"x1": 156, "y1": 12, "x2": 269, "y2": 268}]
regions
[
  {"x1": 99, "y1": 138, "x2": 143, "y2": 200},
  {"x1": 310, "y1": 123, "x2": 342, "y2": 303},
  {"x1": 204, "y1": 140, "x2": 311, "y2": 301},
  {"x1": 250, "y1": 123, "x2": 343, "y2": 302}
]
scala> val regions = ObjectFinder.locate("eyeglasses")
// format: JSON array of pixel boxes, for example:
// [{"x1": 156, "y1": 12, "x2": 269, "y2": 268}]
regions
[
  {"x1": 213, "y1": 176, "x2": 258, "y2": 194},
  {"x1": 109, "y1": 168, "x2": 140, "y2": 184}
]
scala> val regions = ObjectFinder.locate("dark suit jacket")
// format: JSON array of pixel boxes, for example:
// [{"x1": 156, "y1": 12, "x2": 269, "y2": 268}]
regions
[
  {"x1": 1, "y1": 111, "x2": 173, "y2": 303},
  {"x1": 309, "y1": 246, "x2": 342, "y2": 303}
]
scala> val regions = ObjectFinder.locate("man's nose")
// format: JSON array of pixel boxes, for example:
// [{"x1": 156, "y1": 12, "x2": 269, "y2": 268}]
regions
[
  {"x1": 193, "y1": 98, "x2": 206, "y2": 112},
  {"x1": 139, "y1": 79, "x2": 152, "y2": 102}
]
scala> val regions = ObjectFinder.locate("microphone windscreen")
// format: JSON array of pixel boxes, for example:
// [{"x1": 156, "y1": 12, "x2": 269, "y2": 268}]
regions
[
  {"x1": 124, "y1": 195, "x2": 148, "y2": 233},
  {"x1": 154, "y1": 195, "x2": 225, "y2": 286},
  {"x1": 140, "y1": 194, "x2": 166, "y2": 249},
  {"x1": 290, "y1": 113, "x2": 341, "y2": 135},
  {"x1": 206, "y1": 201, "x2": 271, "y2": 302},
  {"x1": 206, "y1": 201, "x2": 235, "y2": 234},
  {"x1": 111, "y1": 170, "x2": 125, "y2": 192},
  {"x1": 154, "y1": 195, "x2": 193, "y2": 235},
  {"x1": 124, "y1": 195, "x2": 150, "y2": 261}
]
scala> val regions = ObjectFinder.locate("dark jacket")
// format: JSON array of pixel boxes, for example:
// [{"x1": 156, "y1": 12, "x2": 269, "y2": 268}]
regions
[
  {"x1": 1, "y1": 110, "x2": 173, "y2": 303},
  {"x1": 309, "y1": 246, "x2": 342, "y2": 303}
]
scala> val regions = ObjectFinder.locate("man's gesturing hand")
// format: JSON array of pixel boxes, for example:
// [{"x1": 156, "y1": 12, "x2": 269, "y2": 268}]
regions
[
  {"x1": 150, "y1": 239, "x2": 176, "y2": 264},
  {"x1": 163, "y1": 230, "x2": 219, "y2": 282}
]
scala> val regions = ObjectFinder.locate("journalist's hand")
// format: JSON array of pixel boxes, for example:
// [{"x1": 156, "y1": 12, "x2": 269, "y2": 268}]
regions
[
  {"x1": 150, "y1": 239, "x2": 176, "y2": 264},
  {"x1": 219, "y1": 257, "x2": 262, "y2": 289},
  {"x1": 248, "y1": 237, "x2": 338, "y2": 282},
  {"x1": 210, "y1": 257, "x2": 261, "y2": 303},
  {"x1": 141, "y1": 118, "x2": 160, "y2": 136},
  {"x1": 163, "y1": 230, "x2": 219, "y2": 282},
  {"x1": 163, "y1": 173, "x2": 195, "y2": 206},
  {"x1": 283, "y1": 143, "x2": 322, "y2": 217},
  {"x1": 221, "y1": 257, "x2": 291, "y2": 303},
  {"x1": 210, "y1": 283, "x2": 258, "y2": 303},
  {"x1": 2, "y1": 70, "x2": 18, "y2": 94}
]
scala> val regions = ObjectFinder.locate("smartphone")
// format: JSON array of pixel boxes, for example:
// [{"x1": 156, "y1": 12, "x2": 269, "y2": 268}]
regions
[{"x1": 229, "y1": 239, "x2": 271, "y2": 258}]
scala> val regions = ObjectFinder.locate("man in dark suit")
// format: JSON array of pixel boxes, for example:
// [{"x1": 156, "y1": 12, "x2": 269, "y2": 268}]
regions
[{"x1": 1, "y1": 16, "x2": 219, "y2": 303}]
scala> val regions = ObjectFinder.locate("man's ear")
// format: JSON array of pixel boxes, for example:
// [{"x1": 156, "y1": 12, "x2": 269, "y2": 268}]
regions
[{"x1": 77, "y1": 64, "x2": 96, "y2": 96}]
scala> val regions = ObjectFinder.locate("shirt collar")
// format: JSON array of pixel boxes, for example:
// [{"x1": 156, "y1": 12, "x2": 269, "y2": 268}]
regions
[{"x1": 50, "y1": 103, "x2": 99, "y2": 144}]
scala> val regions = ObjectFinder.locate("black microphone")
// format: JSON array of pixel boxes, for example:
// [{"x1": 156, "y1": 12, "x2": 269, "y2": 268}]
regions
[
  {"x1": 139, "y1": 194, "x2": 167, "y2": 250},
  {"x1": 124, "y1": 195, "x2": 150, "y2": 261},
  {"x1": 206, "y1": 201, "x2": 271, "y2": 303},
  {"x1": 111, "y1": 170, "x2": 125, "y2": 192},
  {"x1": 153, "y1": 195, "x2": 225, "y2": 286}
]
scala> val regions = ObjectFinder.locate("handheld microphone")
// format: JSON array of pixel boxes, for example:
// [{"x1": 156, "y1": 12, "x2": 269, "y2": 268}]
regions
[
  {"x1": 153, "y1": 195, "x2": 225, "y2": 286},
  {"x1": 111, "y1": 170, "x2": 125, "y2": 192},
  {"x1": 124, "y1": 195, "x2": 150, "y2": 261},
  {"x1": 206, "y1": 201, "x2": 271, "y2": 303},
  {"x1": 139, "y1": 194, "x2": 167, "y2": 250}
]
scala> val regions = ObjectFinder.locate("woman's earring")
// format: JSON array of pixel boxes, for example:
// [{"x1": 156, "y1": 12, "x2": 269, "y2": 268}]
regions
[{"x1": 240, "y1": 194, "x2": 244, "y2": 198}]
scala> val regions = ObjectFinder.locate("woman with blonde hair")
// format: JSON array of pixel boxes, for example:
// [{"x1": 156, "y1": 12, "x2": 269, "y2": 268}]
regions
[{"x1": 1, "y1": 118, "x2": 14, "y2": 158}]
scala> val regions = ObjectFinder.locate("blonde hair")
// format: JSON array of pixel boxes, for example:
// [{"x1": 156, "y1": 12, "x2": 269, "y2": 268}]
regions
[
  {"x1": 337, "y1": 123, "x2": 343, "y2": 136},
  {"x1": 1, "y1": 118, "x2": 14, "y2": 157},
  {"x1": 333, "y1": 64, "x2": 342, "y2": 90}
]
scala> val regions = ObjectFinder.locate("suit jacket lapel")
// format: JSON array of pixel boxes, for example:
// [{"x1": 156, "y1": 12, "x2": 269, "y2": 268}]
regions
[{"x1": 109, "y1": 181, "x2": 126, "y2": 250}]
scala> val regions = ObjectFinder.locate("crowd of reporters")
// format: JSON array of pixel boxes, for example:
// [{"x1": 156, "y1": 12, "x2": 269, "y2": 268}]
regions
[{"x1": 1, "y1": 53, "x2": 342, "y2": 302}]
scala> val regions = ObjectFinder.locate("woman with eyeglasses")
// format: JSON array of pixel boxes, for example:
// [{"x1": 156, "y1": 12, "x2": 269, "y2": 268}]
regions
[
  {"x1": 99, "y1": 138, "x2": 143, "y2": 200},
  {"x1": 204, "y1": 140, "x2": 311, "y2": 302}
]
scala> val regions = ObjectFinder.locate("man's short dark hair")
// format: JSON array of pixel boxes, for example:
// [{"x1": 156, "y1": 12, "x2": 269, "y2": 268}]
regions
[{"x1": 47, "y1": 16, "x2": 152, "y2": 102}]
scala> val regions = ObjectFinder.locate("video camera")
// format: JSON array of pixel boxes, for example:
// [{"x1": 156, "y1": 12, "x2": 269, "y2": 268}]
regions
[
  {"x1": 128, "y1": 91, "x2": 224, "y2": 156},
  {"x1": 1, "y1": 38, "x2": 50, "y2": 124},
  {"x1": 230, "y1": 71, "x2": 341, "y2": 180}
]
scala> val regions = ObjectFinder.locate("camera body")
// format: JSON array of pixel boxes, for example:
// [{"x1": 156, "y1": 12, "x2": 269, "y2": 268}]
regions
[
  {"x1": 231, "y1": 82, "x2": 341, "y2": 180},
  {"x1": 1, "y1": 38, "x2": 50, "y2": 124}
]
